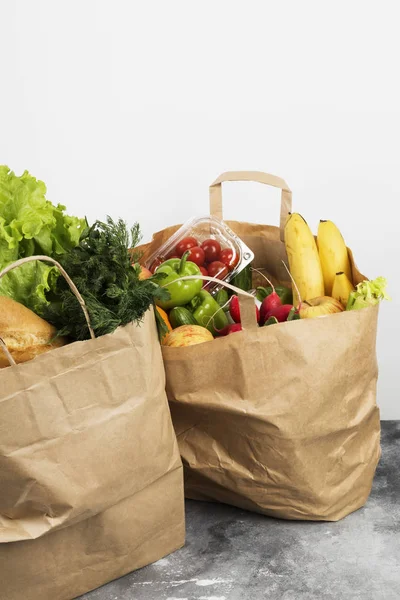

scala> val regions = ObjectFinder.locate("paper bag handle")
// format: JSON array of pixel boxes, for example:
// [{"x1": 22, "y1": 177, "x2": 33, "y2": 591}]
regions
[
  {"x1": 0, "y1": 256, "x2": 95, "y2": 362},
  {"x1": 166, "y1": 275, "x2": 258, "y2": 331},
  {"x1": 209, "y1": 171, "x2": 292, "y2": 242}
]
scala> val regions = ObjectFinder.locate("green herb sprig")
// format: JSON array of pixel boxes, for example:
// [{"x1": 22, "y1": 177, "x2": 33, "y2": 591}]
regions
[{"x1": 44, "y1": 217, "x2": 168, "y2": 340}]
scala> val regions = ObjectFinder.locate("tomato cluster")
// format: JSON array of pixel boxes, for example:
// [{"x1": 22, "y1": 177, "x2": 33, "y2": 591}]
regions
[
  {"x1": 175, "y1": 237, "x2": 238, "y2": 279},
  {"x1": 150, "y1": 236, "x2": 239, "y2": 279}
]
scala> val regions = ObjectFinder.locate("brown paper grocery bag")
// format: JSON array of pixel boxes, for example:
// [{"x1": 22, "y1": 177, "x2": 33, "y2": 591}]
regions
[
  {"x1": 143, "y1": 171, "x2": 381, "y2": 521},
  {"x1": 0, "y1": 257, "x2": 185, "y2": 600}
]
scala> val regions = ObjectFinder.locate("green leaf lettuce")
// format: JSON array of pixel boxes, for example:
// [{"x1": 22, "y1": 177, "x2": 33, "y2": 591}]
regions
[{"x1": 0, "y1": 166, "x2": 86, "y2": 313}]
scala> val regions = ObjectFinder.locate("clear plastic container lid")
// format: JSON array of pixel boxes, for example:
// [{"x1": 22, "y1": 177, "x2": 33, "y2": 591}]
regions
[{"x1": 145, "y1": 216, "x2": 254, "y2": 292}]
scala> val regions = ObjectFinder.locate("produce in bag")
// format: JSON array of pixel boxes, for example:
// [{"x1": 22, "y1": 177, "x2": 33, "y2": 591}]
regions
[{"x1": 153, "y1": 212, "x2": 390, "y2": 345}]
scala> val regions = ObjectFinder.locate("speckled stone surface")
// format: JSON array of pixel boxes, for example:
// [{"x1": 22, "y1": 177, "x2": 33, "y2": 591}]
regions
[{"x1": 79, "y1": 421, "x2": 400, "y2": 600}]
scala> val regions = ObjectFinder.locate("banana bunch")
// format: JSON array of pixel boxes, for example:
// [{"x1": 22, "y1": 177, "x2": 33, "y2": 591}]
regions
[{"x1": 284, "y1": 214, "x2": 354, "y2": 307}]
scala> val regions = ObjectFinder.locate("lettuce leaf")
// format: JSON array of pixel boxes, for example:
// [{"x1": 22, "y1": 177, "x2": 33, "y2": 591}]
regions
[
  {"x1": 346, "y1": 276, "x2": 390, "y2": 311},
  {"x1": 0, "y1": 166, "x2": 86, "y2": 313}
]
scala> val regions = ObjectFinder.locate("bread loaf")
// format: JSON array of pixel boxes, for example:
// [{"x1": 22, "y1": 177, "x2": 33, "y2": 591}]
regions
[{"x1": 0, "y1": 296, "x2": 66, "y2": 368}]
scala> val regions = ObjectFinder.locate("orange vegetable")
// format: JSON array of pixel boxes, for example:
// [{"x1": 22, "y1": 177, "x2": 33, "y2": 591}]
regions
[{"x1": 155, "y1": 306, "x2": 172, "y2": 343}]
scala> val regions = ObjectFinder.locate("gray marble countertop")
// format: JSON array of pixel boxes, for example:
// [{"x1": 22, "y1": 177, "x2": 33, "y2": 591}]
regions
[{"x1": 80, "y1": 421, "x2": 400, "y2": 600}]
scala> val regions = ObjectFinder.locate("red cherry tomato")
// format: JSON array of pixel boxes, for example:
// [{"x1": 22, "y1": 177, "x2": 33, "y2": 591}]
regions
[
  {"x1": 199, "y1": 266, "x2": 209, "y2": 288},
  {"x1": 166, "y1": 251, "x2": 180, "y2": 259},
  {"x1": 201, "y1": 239, "x2": 221, "y2": 263},
  {"x1": 208, "y1": 261, "x2": 229, "y2": 279},
  {"x1": 220, "y1": 248, "x2": 239, "y2": 270},
  {"x1": 150, "y1": 257, "x2": 163, "y2": 273},
  {"x1": 187, "y1": 246, "x2": 205, "y2": 266},
  {"x1": 175, "y1": 237, "x2": 198, "y2": 257}
]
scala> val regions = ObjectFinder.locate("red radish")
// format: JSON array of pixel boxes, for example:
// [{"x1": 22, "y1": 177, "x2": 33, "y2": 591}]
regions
[
  {"x1": 266, "y1": 304, "x2": 294, "y2": 323},
  {"x1": 256, "y1": 305, "x2": 260, "y2": 323},
  {"x1": 230, "y1": 295, "x2": 259, "y2": 324},
  {"x1": 251, "y1": 267, "x2": 283, "y2": 325},
  {"x1": 260, "y1": 293, "x2": 282, "y2": 324},
  {"x1": 217, "y1": 323, "x2": 243, "y2": 336},
  {"x1": 259, "y1": 289, "x2": 282, "y2": 325},
  {"x1": 230, "y1": 295, "x2": 240, "y2": 323}
]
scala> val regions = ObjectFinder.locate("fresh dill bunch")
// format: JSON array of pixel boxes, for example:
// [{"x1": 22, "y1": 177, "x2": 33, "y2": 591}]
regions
[{"x1": 43, "y1": 217, "x2": 169, "y2": 340}]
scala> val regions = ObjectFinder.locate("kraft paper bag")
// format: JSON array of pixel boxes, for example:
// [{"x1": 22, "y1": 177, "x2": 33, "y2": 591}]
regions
[
  {"x1": 142, "y1": 171, "x2": 381, "y2": 521},
  {"x1": 0, "y1": 257, "x2": 185, "y2": 600}
]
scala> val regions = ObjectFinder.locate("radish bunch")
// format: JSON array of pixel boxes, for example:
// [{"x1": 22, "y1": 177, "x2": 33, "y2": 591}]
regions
[
  {"x1": 221, "y1": 266, "x2": 301, "y2": 336},
  {"x1": 228, "y1": 288, "x2": 298, "y2": 333},
  {"x1": 258, "y1": 275, "x2": 300, "y2": 324}
]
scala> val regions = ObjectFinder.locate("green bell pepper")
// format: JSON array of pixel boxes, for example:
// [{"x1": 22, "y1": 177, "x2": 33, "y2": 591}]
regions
[
  {"x1": 189, "y1": 290, "x2": 229, "y2": 336},
  {"x1": 156, "y1": 251, "x2": 202, "y2": 310},
  {"x1": 215, "y1": 289, "x2": 230, "y2": 311}
]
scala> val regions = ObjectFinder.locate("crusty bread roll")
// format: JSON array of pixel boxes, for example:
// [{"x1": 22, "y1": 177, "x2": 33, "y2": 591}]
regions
[{"x1": 0, "y1": 296, "x2": 66, "y2": 368}]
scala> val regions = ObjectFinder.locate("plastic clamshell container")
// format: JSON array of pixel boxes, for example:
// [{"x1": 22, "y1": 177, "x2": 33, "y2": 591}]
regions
[{"x1": 145, "y1": 216, "x2": 254, "y2": 293}]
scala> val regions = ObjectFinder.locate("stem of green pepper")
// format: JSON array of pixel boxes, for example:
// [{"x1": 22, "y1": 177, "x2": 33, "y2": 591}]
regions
[
  {"x1": 179, "y1": 251, "x2": 190, "y2": 276},
  {"x1": 189, "y1": 295, "x2": 202, "y2": 311}
]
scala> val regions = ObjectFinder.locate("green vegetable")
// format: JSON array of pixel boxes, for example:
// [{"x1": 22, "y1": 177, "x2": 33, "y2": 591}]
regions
[
  {"x1": 43, "y1": 217, "x2": 169, "y2": 340},
  {"x1": 230, "y1": 263, "x2": 253, "y2": 292},
  {"x1": 189, "y1": 289, "x2": 229, "y2": 336},
  {"x1": 169, "y1": 306, "x2": 198, "y2": 328},
  {"x1": 215, "y1": 289, "x2": 230, "y2": 311},
  {"x1": 256, "y1": 285, "x2": 293, "y2": 305},
  {"x1": 0, "y1": 166, "x2": 86, "y2": 313},
  {"x1": 155, "y1": 252, "x2": 202, "y2": 310},
  {"x1": 287, "y1": 306, "x2": 300, "y2": 321},
  {"x1": 264, "y1": 316, "x2": 279, "y2": 326},
  {"x1": 346, "y1": 277, "x2": 390, "y2": 311}
]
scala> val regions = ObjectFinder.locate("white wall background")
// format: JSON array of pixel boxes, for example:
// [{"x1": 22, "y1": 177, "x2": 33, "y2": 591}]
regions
[{"x1": 1, "y1": 1, "x2": 399, "y2": 417}]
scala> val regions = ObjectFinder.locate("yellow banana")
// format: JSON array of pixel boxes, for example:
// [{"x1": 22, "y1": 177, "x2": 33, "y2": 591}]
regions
[
  {"x1": 317, "y1": 220, "x2": 352, "y2": 295},
  {"x1": 332, "y1": 271, "x2": 355, "y2": 307},
  {"x1": 284, "y1": 213, "x2": 325, "y2": 305}
]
